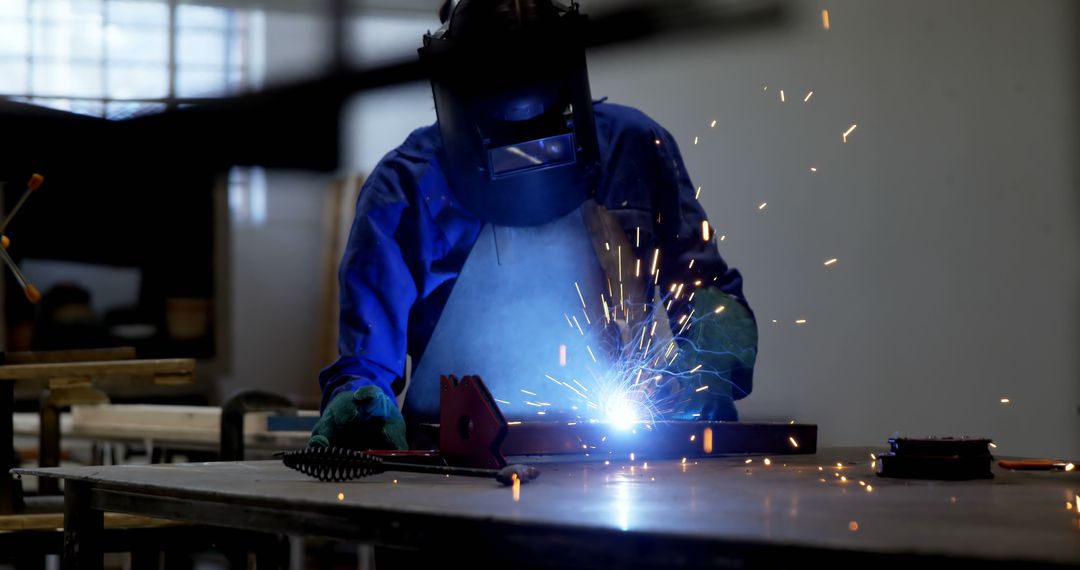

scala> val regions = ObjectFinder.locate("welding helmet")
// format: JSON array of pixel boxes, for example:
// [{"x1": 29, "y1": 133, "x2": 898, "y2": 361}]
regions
[{"x1": 419, "y1": 0, "x2": 600, "y2": 227}]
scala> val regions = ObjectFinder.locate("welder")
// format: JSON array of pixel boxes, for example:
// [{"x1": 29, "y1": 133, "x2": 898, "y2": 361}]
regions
[{"x1": 310, "y1": 0, "x2": 757, "y2": 451}]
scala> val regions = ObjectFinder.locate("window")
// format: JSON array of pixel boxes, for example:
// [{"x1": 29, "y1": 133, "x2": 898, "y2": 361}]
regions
[{"x1": 0, "y1": 0, "x2": 260, "y2": 119}]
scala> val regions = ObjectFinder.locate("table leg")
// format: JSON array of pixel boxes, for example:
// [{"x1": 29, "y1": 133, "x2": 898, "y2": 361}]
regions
[
  {"x1": 1, "y1": 379, "x2": 18, "y2": 514},
  {"x1": 63, "y1": 480, "x2": 103, "y2": 570}
]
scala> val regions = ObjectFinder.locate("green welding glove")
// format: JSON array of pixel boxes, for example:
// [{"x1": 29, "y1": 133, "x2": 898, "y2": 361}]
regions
[
  {"x1": 663, "y1": 286, "x2": 758, "y2": 421},
  {"x1": 308, "y1": 385, "x2": 408, "y2": 451}
]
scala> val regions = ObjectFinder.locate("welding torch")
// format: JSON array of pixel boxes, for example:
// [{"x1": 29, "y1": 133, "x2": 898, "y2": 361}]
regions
[{"x1": 0, "y1": 174, "x2": 44, "y2": 303}]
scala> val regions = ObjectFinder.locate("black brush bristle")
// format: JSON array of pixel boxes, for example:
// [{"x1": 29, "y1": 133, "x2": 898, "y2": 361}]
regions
[{"x1": 279, "y1": 447, "x2": 386, "y2": 482}]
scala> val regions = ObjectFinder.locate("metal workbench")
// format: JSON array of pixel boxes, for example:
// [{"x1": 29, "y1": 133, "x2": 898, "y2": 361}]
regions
[{"x1": 13, "y1": 448, "x2": 1080, "y2": 569}]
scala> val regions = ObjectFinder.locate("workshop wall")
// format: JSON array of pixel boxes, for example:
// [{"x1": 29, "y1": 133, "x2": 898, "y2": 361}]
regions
[
  {"x1": 587, "y1": 0, "x2": 1080, "y2": 457},
  {"x1": 218, "y1": 10, "x2": 336, "y2": 407}
]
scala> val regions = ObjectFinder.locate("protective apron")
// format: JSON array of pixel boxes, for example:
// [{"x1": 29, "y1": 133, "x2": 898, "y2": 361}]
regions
[{"x1": 404, "y1": 200, "x2": 650, "y2": 428}]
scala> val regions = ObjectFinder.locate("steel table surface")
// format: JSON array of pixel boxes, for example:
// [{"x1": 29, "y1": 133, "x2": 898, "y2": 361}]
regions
[{"x1": 12, "y1": 448, "x2": 1080, "y2": 569}]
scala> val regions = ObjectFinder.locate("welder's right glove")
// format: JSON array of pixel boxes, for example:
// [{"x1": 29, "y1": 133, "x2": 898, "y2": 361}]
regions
[{"x1": 308, "y1": 385, "x2": 408, "y2": 451}]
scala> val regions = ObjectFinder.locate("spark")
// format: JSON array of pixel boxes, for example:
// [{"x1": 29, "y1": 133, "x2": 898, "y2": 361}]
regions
[
  {"x1": 789, "y1": 436, "x2": 799, "y2": 448},
  {"x1": 810, "y1": 166, "x2": 818, "y2": 173},
  {"x1": 572, "y1": 316, "x2": 584, "y2": 336},
  {"x1": 694, "y1": 385, "x2": 708, "y2": 392},
  {"x1": 866, "y1": 485, "x2": 873, "y2": 492},
  {"x1": 758, "y1": 202, "x2": 768, "y2": 210},
  {"x1": 693, "y1": 136, "x2": 699, "y2": 145},
  {"x1": 337, "y1": 492, "x2": 345, "y2": 501},
  {"x1": 635, "y1": 226, "x2": 641, "y2": 247},
  {"x1": 710, "y1": 119, "x2": 717, "y2": 128},
  {"x1": 714, "y1": 305, "x2": 726, "y2": 314},
  {"x1": 1065, "y1": 463, "x2": 1075, "y2": 472},
  {"x1": 822, "y1": 9, "x2": 830, "y2": 30},
  {"x1": 393, "y1": 479, "x2": 398, "y2": 484},
  {"x1": 681, "y1": 457, "x2": 687, "y2": 464},
  {"x1": 848, "y1": 521, "x2": 858, "y2": 532},
  {"x1": 719, "y1": 235, "x2": 726, "y2": 241},
  {"x1": 695, "y1": 186, "x2": 702, "y2": 199},
  {"x1": 573, "y1": 378, "x2": 589, "y2": 393},
  {"x1": 643, "y1": 462, "x2": 648, "y2": 470},
  {"x1": 512, "y1": 473, "x2": 521, "y2": 501},
  {"x1": 537, "y1": 411, "x2": 546, "y2": 415},
  {"x1": 521, "y1": 389, "x2": 537, "y2": 396},
  {"x1": 764, "y1": 458, "x2": 772, "y2": 466},
  {"x1": 654, "y1": 139, "x2": 660, "y2": 145},
  {"x1": 494, "y1": 398, "x2": 510, "y2": 405},
  {"x1": 842, "y1": 123, "x2": 857, "y2": 143},
  {"x1": 1000, "y1": 397, "x2": 1010, "y2": 404},
  {"x1": 586, "y1": 345, "x2": 598, "y2": 363},
  {"x1": 824, "y1": 258, "x2": 838, "y2": 266},
  {"x1": 544, "y1": 375, "x2": 563, "y2": 387},
  {"x1": 635, "y1": 258, "x2": 641, "y2": 277},
  {"x1": 840, "y1": 476, "x2": 848, "y2": 482},
  {"x1": 564, "y1": 313, "x2": 574, "y2": 328},
  {"x1": 574, "y1": 281, "x2": 587, "y2": 310},
  {"x1": 507, "y1": 421, "x2": 523, "y2": 425},
  {"x1": 618, "y1": 245, "x2": 623, "y2": 282},
  {"x1": 703, "y1": 427, "x2": 714, "y2": 454},
  {"x1": 989, "y1": 442, "x2": 998, "y2": 448},
  {"x1": 689, "y1": 434, "x2": 696, "y2": 442},
  {"x1": 701, "y1": 220, "x2": 710, "y2": 241},
  {"x1": 688, "y1": 259, "x2": 696, "y2": 269},
  {"x1": 745, "y1": 459, "x2": 752, "y2": 464},
  {"x1": 795, "y1": 319, "x2": 807, "y2": 325},
  {"x1": 630, "y1": 452, "x2": 635, "y2": 461},
  {"x1": 601, "y1": 296, "x2": 611, "y2": 324},
  {"x1": 780, "y1": 89, "x2": 786, "y2": 103},
  {"x1": 559, "y1": 344, "x2": 567, "y2": 366},
  {"x1": 870, "y1": 453, "x2": 877, "y2": 460},
  {"x1": 804, "y1": 91, "x2": 814, "y2": 102},
  {"x1": 562, "y1": 382, "x2": 588, "y2": 399}
]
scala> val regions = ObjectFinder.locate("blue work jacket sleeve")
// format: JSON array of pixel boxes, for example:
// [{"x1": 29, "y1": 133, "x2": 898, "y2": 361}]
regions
[{"x1": 317, "y1": 155, "x2": 421, "y2": 411}]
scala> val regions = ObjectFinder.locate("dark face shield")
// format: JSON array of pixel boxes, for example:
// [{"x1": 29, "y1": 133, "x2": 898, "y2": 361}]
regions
[{"x1": 420, "y1": 5, "x2": 601, "y2": 227}]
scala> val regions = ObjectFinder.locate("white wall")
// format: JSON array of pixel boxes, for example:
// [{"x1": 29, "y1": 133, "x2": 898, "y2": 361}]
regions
[
  {"x1": 226, "y1": 1, "x2": 1080, "y2": 458},
  {"x1": 587, "y1": 0, "x2": 1080, "y2": 457},
  {"x1": 218, "y1": 10, "x2": 336, "y2": 406},
  {"x1": 219, "y1": 11, "x2": 437, "y2": 407}
]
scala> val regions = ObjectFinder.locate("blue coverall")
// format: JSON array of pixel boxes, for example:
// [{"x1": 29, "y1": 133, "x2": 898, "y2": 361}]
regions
[{"x1": 319, "y1": 100, "x2": 753, "y2": 414}]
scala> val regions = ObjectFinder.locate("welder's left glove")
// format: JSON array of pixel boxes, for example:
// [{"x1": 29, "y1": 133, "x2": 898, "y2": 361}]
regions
[
  {"x1": 661, "y1": 286, "x2": 757, "y2": 421},
  {"x1": 308, "y1": 385, "x2": 408, "y2": 451}
]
